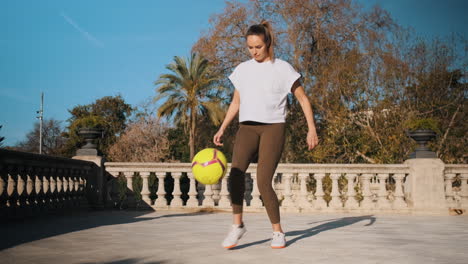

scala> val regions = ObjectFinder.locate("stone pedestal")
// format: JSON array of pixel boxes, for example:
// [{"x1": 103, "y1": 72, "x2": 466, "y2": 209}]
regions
[
  {"x1": 404, "y1": 158, "x2": 447, "y2": 214},
  {"x1": 72, "y1": 155, "x2": 105, "y2": 209}
]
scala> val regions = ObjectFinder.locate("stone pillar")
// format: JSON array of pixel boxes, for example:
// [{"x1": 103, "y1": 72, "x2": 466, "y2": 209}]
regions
[
  {"x1": 297, "y1": 173, "x2": 312, "y2": 211},
  {"x1": 34, "y1": 170, "x2": 43, "y2": 210},
  {"x1": 404, "y1": 158, "x2": 447, "y2": 214},
  {"x1": 281, "y1": 173, "x2": 295, "y2": 209},
  {"x1": 72, "y1": 155, "x2": 105, "y2": 209},
  {"x1": 106, "y1": 171, "x2": 120, "y2": 208},
  {"x1": 329, "y1": 173, "x2": 342, "y2": 209},
  {"x1": 171, "y1": 172, "x2": 183, "y2": 207},
  {"x1": 123, "y1": 171, "x2": 136, "y2": 208},
  {"x1": 250, "y1": 173, "x2": 262, "y2": 208},
  {"x1": 217, "y1": 175, "x2": 230, "y2": 208},
  {"x1": 42, "y1": 171, "x2": 49, "y2": 209},
  {"x1": 155, "y1": 172, "x2": 167, "y2": 208},
  {"x1": 0, "y1": 172, "x2": 7, "y2": 212},
  {"x1": 344, "y1": 173, "x2": 359, "y2": 209},
  {"x1": 186, "y1": 172, "x2": 199, "y2": 207},
  {"x1": 203, "y1": 184, "x2": 215, "y2": 207},
  {"x1": 444, "y1": 173, "x2": 456, "y2": 208},
  {"x1": 377, "y1": 173, "x2": 391, "y2": 209},
  {"x1": 360, "y1": 173, "x2": 374, "y2": 209},
  {"x1": 392, "y1": 173, "x2": 407, "y2": 209},
  {"x1": 140, "y1": 172, "x2": 151, "y2": 205},
  {"x1": 460, "y1": 173, "x2": 468, "y2": 210},
  {"x1": 314, "y1": 173, "x2": 327, "y2": 209}
]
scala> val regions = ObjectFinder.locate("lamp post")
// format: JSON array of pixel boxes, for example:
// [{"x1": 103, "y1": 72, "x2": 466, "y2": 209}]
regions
[{"x1": 36, "y1": 92, "x2": 44, "y2": 154}]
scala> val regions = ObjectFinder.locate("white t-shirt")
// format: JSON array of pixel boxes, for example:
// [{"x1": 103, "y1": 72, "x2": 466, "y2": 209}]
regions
[{"x1": 229, "y1": 58, "x2": 301, "y2": 123}]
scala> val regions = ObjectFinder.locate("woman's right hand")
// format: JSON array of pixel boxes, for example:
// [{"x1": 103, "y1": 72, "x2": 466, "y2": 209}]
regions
[{"x1": 213, "y1": 129, "x2": 224, "y2": 146}]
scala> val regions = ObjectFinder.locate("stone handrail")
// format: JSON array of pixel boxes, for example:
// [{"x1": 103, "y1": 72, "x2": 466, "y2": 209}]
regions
[
  {"x1": 0, "y1": 149, "x2": 95, "y2": 220},
  {"x1": 105, "y1": 162, "x2": 413, "y2": 213}
]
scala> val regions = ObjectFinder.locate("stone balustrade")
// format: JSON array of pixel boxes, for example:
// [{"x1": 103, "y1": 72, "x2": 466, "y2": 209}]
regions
[
  {"x1": 2, "y1": 146, "x2": 466, "y2": 219},
  {"x1": 0, "y1": 149, "x2": 95, "y2": 220},
  {"x1": 444, "y1": 164, "x2": 468, "y2": 210},
  {"x1": 105, "y1": 162, "x2": 421, "y2": 213}
]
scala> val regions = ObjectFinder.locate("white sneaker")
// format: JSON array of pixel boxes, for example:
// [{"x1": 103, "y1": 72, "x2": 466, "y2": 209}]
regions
[
  {"x1": 271, "y1": 231, "x2": 286, "y2": 248},
  {"x1": 222, "y1": 224, "x2": 246, "y2": 249}
]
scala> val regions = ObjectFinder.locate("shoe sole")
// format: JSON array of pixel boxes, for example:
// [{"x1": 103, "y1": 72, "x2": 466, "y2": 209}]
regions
[
  {"x1": 223, "y1": 244, "x2": 237, "y2": 249},
  {"x1": 271, "y1": 245, "x2": 286, "y2": 249}
]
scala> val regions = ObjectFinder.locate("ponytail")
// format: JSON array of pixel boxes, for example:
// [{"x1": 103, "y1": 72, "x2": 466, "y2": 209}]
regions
[{"x1": 246, "y1": 20, "x2": 275, "y2": 61}]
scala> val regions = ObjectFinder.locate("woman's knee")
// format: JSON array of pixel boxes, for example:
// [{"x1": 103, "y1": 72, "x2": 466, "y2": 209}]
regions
[{"x1": 256, "y1": 180, "x2": 275, "y2": 196}]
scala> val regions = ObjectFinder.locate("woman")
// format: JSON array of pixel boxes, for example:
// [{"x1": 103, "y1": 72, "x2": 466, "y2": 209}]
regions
[{"x1": 213, "y1": 21, "x2": 318, "y2": 249}]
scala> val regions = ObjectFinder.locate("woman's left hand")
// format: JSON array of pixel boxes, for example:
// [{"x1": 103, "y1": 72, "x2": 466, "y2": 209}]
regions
[{"x1": 307, "y1": 130, "x2": 319, "y2": 150}]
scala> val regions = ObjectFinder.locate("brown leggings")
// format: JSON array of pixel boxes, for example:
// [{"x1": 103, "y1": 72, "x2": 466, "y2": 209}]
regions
[{"x1": 229, "y1": 122, "x2": 285, "y2": 224}]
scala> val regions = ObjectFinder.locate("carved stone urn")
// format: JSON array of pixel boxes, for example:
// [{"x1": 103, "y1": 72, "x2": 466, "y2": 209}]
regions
[
  {"x1": 76, "y1": 127, "x2": 104, "y2": 156},
  {"x1": 407, "y1": 129, "x2": 437, "y2": 159}
]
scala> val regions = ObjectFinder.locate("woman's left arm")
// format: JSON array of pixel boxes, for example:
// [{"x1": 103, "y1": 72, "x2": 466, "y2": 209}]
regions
[{"x1": 291, "y1": 80, "x2": 319, "y2": 150}]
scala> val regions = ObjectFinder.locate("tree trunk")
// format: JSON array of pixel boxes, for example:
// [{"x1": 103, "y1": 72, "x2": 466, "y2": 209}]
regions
[{"x1": 189, "y1": 107, "x2": 197, "y2": 161}]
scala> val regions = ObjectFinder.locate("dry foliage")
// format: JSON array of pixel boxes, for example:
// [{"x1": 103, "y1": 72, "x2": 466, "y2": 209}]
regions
[
  {"x1": 192, "y1": 0, "x2": 467, "y2": 164},
  {"x1": 107, "y1": 116, "x2": 172, "y2": 162}
]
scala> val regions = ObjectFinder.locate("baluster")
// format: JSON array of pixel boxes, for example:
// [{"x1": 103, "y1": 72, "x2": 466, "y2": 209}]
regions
[
  {"x1": 170, "y1": 172, "x2": 183, "y2": 207},
  {"x1": 186, "y1": 172, "x2": 199, "y2": 207},
  {"x1": 218, "y1": 174, "x2": 230, "y2": 208},
  {"x1": 460, "y1": 173, "x2": 468, "y2": 209},
  {"x1": 329, "y1": 173, "x2": 342, "y2": 209},
  {"x1": 140, "y1": 172, "x2": 152, "y2": 205},
  {"x1": 155, "y1": 172, "x2": 167, "y2": 207},
  {"x1": 50, "y1": 168, "x2": 59, "y2": 209},
  {"x1": 68, "y1": 170, "x2": 75, "y2": 205},
  {"x1": 62, "y1": 170, "x2": 70, "y2": 208},
  {"x1": 71, "y1": 170, "x2": 79, "y2": 206},
  {"x1": 67, "y1": 170, "x2": 74, "y2": 206},
  {"x1": 313, "y1": 173, "x2": 327, "y2": 209},
  {"x1": 34, "y1": 168, "x2": 43, "y2": 210},
  {"x1": 377, "y1": 173, "x2": 391, "y2": 209},
  {"x1": 42, "y1": 168, "x2": 50, "y2": 209},
  {"x1": 25, "y1": 167, "x2": 34, "y2": 216},
  {"x1": 124, "y1": 171, "x2": 136, "y2": 208},
  {"x1": 0, "y1": 168, "x2": 7, "y2": 210},
  {"x1": 7, "y1": 168, "x2": 18, "y2": 209},
  {"x1": 73, "y1": 171, "x2": 82, "y2": 207},
  {"x1": 79, "y1": 170, "x2": 88, "y2": 208},
  {"x1": 212, "y1": 182, "x2": 220, "y2": 203},
  {"x1": 106, "y1": 171, "x2": 119, "y2": 207},
  {"x1": 250, "y1": 172, "x2": 262, "y2": 208},
  {"x1": 444, "y1": 173, "x2": 456, "y2": 208},
  {"x1": 16, "y1": 166, "x2": 26, "y2": 208},
  {"x1": 360, "y1": 173, "x2": 374, "y2": 209},
  {"x1": 392, "y1": 173, "x2": 407, "y2": 209},
  {"x1": 344, "y1": 173, "x2": 358, "y2": 209},
  {"x1": 54, "y1": 169, "x2": 65, "y2": 209},
  {"x1": 297, "y1": 173, "x2": 311, "y2": 210},
  {"x1": 281, "y1": 173, "x2": 294, "y2": 209},
  {"x1": 203, "y1": 184, "x2": 215, "y2": 207}
]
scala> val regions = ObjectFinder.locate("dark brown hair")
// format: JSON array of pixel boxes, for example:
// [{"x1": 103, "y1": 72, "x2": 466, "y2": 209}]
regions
[{"x1": 245, "y1": 20, "x2": 275, "y2": 61}]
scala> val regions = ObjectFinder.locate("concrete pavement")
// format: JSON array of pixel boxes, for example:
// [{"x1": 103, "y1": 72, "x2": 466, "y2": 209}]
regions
[{"x1": 1, "y1": 210, "x2": 467, "y2": 264}]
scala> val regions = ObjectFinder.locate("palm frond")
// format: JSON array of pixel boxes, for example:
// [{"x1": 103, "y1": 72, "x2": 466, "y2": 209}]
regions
[
  {"x1": 200, "y1": 101, "x2": 226, "y2": 126},
  {"x1": 154, "y1": 52, "x2": 225, "y2": 129}
]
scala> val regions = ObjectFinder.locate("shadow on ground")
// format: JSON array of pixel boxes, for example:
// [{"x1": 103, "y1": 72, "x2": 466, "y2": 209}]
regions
[
  {"x1": 79, "y1": 257, "x2": 169, "y2": 264},
  {"x1": 231, "y1": 215, "x2": 376, "y2": 250},
  {"x1": 0, "y1": 210, "x2": 212, "y2": 251}
]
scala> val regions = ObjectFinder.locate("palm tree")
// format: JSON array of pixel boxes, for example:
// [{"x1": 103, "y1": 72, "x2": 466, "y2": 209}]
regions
[{"x1": 154, "y1": 53, "x2": 226, "y2": 160}]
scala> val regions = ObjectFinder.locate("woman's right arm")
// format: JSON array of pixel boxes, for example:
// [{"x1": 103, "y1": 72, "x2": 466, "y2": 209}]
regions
[{"x1": 213, "y1": 90, "x2": 240, "y2": 146}]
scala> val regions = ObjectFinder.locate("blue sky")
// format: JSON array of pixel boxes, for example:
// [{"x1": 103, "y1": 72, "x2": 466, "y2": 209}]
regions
[{"x1": 1, "y1": 0, "x2": 467, "y2": 146}]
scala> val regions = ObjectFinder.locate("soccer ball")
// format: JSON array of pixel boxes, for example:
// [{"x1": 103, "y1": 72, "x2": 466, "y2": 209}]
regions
[{"x1": 191, "y1": 148, "x2": 228, "y2": 185}]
